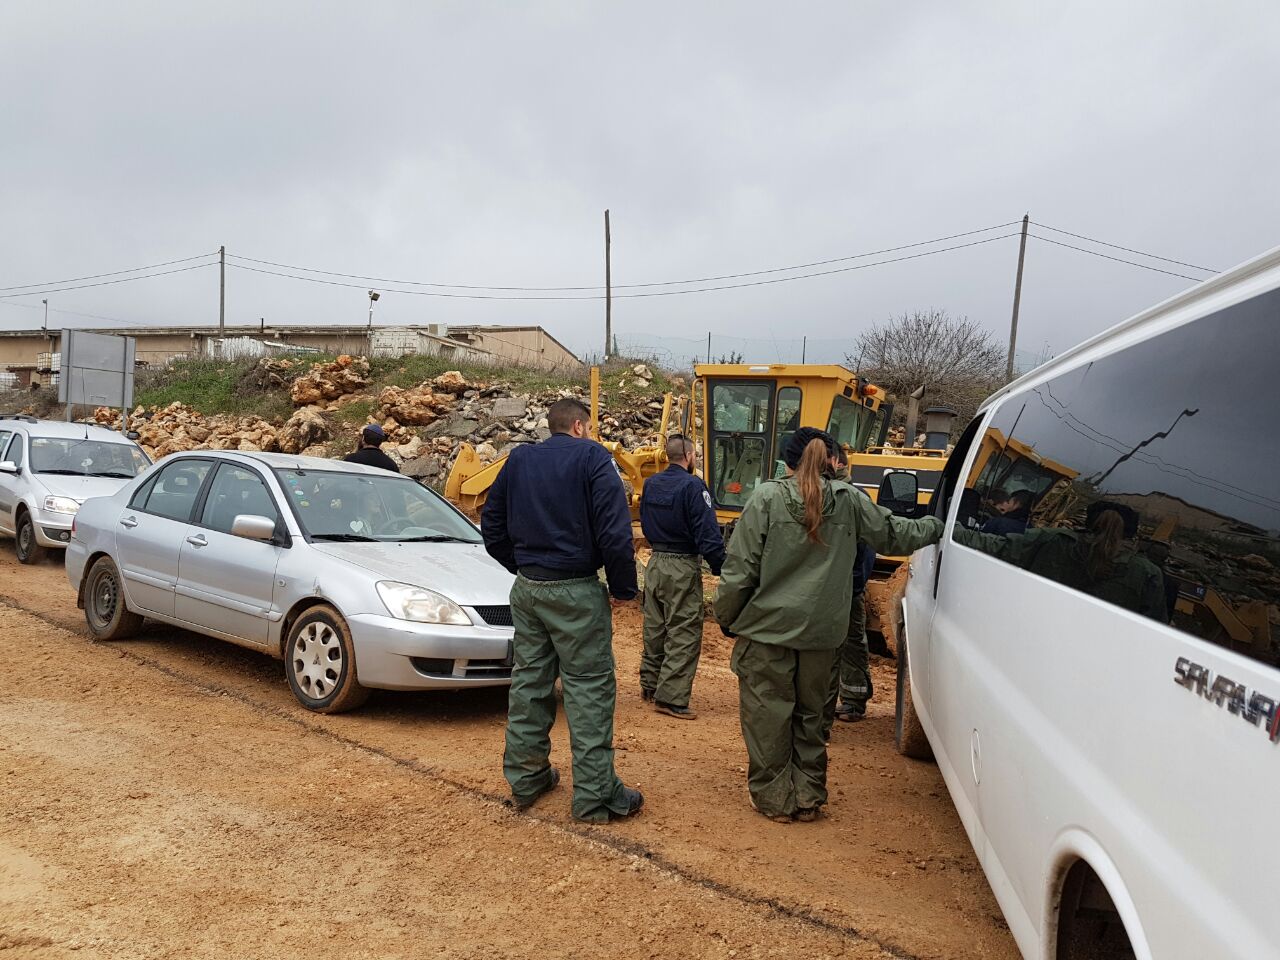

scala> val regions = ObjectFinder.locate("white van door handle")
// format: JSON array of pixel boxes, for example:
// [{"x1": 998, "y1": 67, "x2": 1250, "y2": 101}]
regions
[
  {"x1": 120, "y1": 516, "x2": 138, "y2": 529},
  {"x1": 186, "y1": 534, "x2": 208, "y2": 548}
]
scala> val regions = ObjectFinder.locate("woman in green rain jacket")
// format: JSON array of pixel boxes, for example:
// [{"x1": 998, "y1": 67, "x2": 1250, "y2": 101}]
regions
[{"x1": 714, "y1": 428, "x2": 944, "y2": 822}]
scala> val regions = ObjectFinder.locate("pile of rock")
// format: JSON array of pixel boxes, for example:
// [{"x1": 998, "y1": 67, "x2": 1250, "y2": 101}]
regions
[
  {"x1": 91, "y1": 402, "x2": 334, "y2": 459},
  {"x1": 91, "y1": 358, "x2": 677, "y2": 487},
  {"x1": 289, "y1": 355, "x2": 370, "y2": 407}
]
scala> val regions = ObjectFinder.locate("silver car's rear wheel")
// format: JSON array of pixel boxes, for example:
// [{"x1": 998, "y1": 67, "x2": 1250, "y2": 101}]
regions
[
  {"x1": 84, "y1": 556, "x2": 144, "y2": 640},
  {"x1": 284, "y1": 605, "x2": 369, "y2": 714}
]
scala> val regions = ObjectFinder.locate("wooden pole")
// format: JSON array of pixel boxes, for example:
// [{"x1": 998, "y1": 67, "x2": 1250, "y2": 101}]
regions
[
  {"x1": 604, "y1": 210, "x2": 612, "y2": 360},
  {"x1": 218, "y1": 245, "x2": 226, "y2": 340},
  {"x1": 1006, "y1": 214, "x2": 1029, "y2": 381}
]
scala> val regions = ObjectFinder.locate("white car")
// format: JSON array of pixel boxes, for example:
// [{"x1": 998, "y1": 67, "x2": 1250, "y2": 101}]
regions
[
  {"x1": 66, "y1": 450, "x2": 517, "y2": 712},
  {"x1": 892, "y1": 244, "x2": 1280, "y2": 958},
  {"x1": 0, "y1": 415, "x2": 151, "y2": 563}
]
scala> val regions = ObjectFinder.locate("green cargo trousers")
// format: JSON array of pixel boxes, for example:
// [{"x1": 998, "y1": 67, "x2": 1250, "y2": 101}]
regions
[
  {"x1": 639, "y1": 552, "x2": 704, "y2": 707},
  {"x1": 730, "y1": 637, "x2": 839, "y2": 817},
  {"x1": 504, "y1": 574, "x2": 631, "y2": 822},
  {"x1": 821, "y1": 591, "x2": 871, "y2": 739}
]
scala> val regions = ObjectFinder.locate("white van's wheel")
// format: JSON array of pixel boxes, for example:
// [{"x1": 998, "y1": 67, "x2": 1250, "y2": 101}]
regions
[{"x1": 894, "y1": 630, "x2": 934, "y2": 761}]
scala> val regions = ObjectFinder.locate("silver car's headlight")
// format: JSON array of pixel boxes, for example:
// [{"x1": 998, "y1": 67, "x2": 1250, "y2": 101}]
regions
[
  {"x1": 43, "y1": 496, "x2": 80, "y2": 515},
  {"x1": 376, "y1": 581, "x2": 471, "y2": 625}
]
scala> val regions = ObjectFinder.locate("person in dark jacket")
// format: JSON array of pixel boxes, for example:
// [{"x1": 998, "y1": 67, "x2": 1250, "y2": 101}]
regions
[
  {"x1": 979, "y1": 488, "x2": 1032, "y2": 536},
  {"x1": 343, "y1": 424, "x2": 399, "y2": 472},
  {"x1": 482, "y1": 397, "x2": 644, "y2": 823},
  {"x1": 638, "y1": 434, "x2": 725, "y2": 720}
]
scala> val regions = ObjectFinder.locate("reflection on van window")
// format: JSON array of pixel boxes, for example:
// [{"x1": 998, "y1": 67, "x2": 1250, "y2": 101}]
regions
[{"x1": 954, "y1": 288, "x2": 1280, "y2": 669}]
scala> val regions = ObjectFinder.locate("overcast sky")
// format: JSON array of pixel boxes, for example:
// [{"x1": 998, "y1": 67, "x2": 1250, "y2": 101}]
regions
[{"x1": 2, "y1": 1, "x2": 1278, "y2": 365}]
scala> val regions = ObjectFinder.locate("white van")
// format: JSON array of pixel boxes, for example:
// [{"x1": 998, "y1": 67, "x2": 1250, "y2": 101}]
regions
[{"x1": 892, "y1": 246, "x2": 1280, "y2": 959}]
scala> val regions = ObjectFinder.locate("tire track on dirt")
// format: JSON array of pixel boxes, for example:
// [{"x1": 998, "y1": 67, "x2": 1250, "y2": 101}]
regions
[{"x1": 2, "y1": 594, "x2": 926, "y2": 960}]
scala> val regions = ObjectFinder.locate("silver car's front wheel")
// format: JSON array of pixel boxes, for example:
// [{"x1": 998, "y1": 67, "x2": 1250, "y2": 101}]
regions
[{"x1": 283, "y1": 605, "x2": 369, "y2": 714}]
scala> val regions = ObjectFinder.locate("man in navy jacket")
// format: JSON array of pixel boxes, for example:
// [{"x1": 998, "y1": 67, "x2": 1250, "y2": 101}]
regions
[
  {"x1": 482, "y1": 397, "x2": 643, "y2": 823},
  {"x1": 638, "y1": 435, "x2": 725, "y2": 719}
]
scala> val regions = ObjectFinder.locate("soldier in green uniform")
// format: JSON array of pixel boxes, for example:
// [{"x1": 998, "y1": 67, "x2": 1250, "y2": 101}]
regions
[
  {"x1": 639, "y1": 435, "x2": 725, "y2": 719},
  {"x1": 714, "y1": 428, "x2": 944, "y2": 822}
]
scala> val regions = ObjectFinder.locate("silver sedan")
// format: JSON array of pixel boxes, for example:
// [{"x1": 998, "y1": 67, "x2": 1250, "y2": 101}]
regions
[{"x1": 66, "y1": 451, "x2": 516, "y2": 712}]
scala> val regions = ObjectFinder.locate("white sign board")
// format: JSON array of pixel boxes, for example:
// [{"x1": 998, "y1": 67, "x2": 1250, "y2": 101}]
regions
[{"x1": 57, "y1": 329, "x2": 136, "y2": 410}]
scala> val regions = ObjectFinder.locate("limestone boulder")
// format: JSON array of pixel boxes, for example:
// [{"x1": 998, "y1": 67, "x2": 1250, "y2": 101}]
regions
[
  {"x1": 377, "y1": 385, "x2": 450, "y2": 426},
  {"x1": 431, "y1": 370, "x2": 470, "y2": 395},
  {"x1": 491, "y1": 396, "x2": 529, "y2": 420},
  {"x1": 277, "y1": 408, "x2": 332, "y2": 455},
  {"x1": 290, "y1": 355, "x2": 370, "y2": 407}
]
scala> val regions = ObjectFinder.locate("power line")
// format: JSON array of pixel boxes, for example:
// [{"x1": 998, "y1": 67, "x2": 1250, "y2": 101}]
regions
[
  {"x1": 1026, "y1": 234, "x2": 1205, "y2": 282},
  {"x1": 0, "y1": 261, "x2": 219, "y2": 300},
  {"x1": 1031, "y1": 222, "x2": 1217, "y2": 273},
  {"x1": 228, "y1": 233, "x2": 1020, "y2": 301},
  {"x1": 227, "y1": 222, "x2": 1021, "y2": 292},
  {"x1": 0, "y1": 251, "x2": 219, "y2": 293}
]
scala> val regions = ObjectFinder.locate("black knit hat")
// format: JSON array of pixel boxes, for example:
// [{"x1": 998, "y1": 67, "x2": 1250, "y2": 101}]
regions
[{"x1": 783, "y1": 427, "x2": 836, "y2": 469}]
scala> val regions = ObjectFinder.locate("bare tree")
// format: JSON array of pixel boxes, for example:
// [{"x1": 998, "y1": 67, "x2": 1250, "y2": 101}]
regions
[{"x1": 848, "y1": 310, "x2": 1008, "y2": 430}]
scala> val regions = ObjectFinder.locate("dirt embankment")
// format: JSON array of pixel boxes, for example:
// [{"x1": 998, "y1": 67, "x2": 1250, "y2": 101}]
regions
[{"x1": 0, "y1": 552, "x2": 1016, "y2": 960}]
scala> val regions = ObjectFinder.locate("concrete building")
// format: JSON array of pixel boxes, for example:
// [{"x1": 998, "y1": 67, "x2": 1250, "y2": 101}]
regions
[{"x1": 0, "y1": 323, "x2": 580, "y2": 386}]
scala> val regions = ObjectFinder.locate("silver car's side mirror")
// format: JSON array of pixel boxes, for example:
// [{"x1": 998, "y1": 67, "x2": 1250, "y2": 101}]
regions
[
  {"x1": 231, "y1": 514, "x2": 277, "y2": 542},
  {"x1": 0, "y1": 461, "x2": 16, "y2": 474}
]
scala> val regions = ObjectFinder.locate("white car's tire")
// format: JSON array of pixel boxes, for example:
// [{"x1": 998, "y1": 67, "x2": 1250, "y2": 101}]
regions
[
  {"x1": 894, "y1": 620, "x2": 933, "y2": 761},
  {"x1": 84, "y1": 556, "x2": 144, "y2": 640},
  {"x1": 284, "y1": 605, "x2": 370, "y2": 714},
  {"x1": 15, "y1": 511, "x2": 48, "y2": 565}
]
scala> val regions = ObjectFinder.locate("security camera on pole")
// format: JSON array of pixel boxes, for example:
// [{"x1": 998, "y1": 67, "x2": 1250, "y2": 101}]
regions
[{"x1": 367, "y1": 289, "x2": 381, "y2": 328}]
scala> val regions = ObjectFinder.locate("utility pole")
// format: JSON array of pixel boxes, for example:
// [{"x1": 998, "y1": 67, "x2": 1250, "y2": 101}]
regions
[
  {"x1": 801, "y1": 336, "x2": 807, "y2": 363},
  {"x1": 706, "y1": 332, "x2": 711, "y2": 363},
  {"x1": 218, "y1": 245, "x2": 226, "y2": 340},
  {"x1": 604, "y1": 210, "x2": 612, "y2": 360},
  {"x1": 1005, "y1": 214, "x2": 1029, "y2": 381}
]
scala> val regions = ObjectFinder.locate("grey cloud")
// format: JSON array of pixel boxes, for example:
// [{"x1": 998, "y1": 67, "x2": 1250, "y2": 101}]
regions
[{"x1": 2, "y1": 1, "x2": 1278, "y2": 363}]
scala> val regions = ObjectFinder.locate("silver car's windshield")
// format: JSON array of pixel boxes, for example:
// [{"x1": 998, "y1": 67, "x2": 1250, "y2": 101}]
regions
[
  {"x1": 276, "y1": 468, "x2": 482, "y2": 543},
  {"x1": 31, "y1": 437, "x2": 150, "y2": 478}
]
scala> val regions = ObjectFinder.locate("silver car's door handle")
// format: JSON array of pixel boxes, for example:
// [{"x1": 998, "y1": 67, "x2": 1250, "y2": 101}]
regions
[
  {"x1": 186, "y1": 534, "x2": 208, "y2": 547},
  {"x1": 120, "y1": 516, "x2": 138, "y2": 529}
]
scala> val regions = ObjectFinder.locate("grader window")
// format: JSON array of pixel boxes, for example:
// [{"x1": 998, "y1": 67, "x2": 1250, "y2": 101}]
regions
[
  {"x1": 710, "y1": 381, "x2": 773, "y2": 509},
  {"x1": 827, "y1": 394, "x2": 871, "y2": 451},
  {"x1": 772, "y1": 387, "x2": 802, "y2": 479}
]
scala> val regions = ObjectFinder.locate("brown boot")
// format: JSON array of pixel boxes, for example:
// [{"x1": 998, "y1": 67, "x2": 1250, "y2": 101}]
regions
[{"x1": 654, "y1": 701, "x2": 698, "y2": 720}]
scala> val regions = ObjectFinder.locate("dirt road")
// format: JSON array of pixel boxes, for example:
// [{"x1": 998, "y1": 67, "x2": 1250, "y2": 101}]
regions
[{"x1": 0, "y1": 551, "x2": 1016, "y2": 959}]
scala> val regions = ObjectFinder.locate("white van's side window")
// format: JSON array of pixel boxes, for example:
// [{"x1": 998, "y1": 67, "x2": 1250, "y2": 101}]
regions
[{"x1": 951, "y1": 291, "x2": 1280, "y2": 671}]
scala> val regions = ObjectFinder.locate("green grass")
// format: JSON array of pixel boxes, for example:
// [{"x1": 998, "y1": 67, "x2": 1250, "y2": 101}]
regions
[{"x1": 134, "y1": 358, "x2": 294, "y2": 420}]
